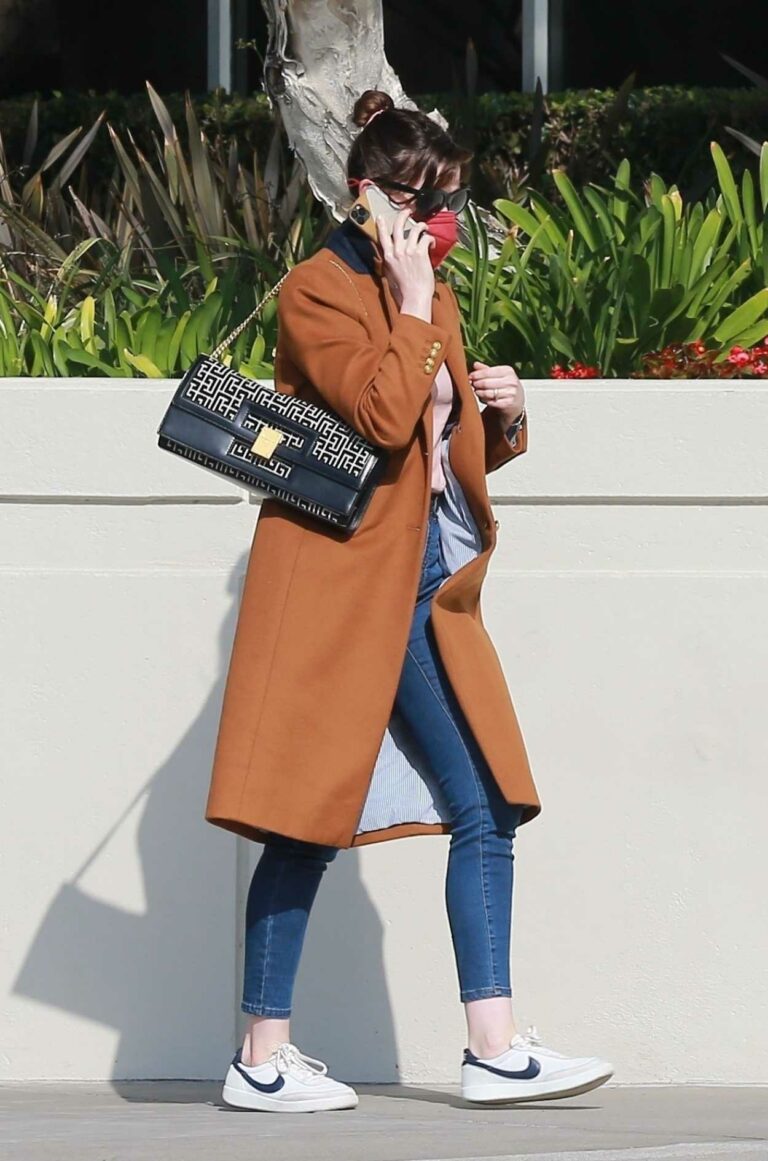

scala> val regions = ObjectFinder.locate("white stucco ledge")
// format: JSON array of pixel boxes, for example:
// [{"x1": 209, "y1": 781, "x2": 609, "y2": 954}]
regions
[
  {"x1": 2, "y1": 377, "x2": 765, "y2": 501},
  {"x1": 3, "y1": 374, "x2": 768, "y2": 1086}
]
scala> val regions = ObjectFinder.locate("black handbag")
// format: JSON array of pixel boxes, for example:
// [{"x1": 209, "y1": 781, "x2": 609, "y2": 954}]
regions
[{"x1": 156, "y1": 274, "x2": 389, "y2": 533}]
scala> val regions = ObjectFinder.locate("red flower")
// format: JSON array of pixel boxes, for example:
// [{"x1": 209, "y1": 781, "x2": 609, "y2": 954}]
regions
[
  {"x1": 634, "y1": 337, "x2": 768, "y2": 378},
  {"x1": 549, "y1": 360, "x2": 602, "y2": 379}
]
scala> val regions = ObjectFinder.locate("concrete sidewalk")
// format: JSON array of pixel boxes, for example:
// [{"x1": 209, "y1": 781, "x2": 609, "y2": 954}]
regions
[{"x1": 2, "y1": 1082, "x2": 767, "y2": 1161}]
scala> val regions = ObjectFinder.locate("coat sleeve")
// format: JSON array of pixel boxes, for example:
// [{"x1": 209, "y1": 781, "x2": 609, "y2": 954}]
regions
[
  {"x1": 481, "y1": 405, "x2": 528, "y2": 474},
  {"x1": 441, "y1": 281, "x2": 529, "y2": 474},
  {"x1": 275, "y1": 262, "x2": 452, "y2": 451}
]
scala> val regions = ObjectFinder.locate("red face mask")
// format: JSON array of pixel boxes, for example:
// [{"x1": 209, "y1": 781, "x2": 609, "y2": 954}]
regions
[
  {"x1": 421, "y1": 209, "x2": 459, "y2": 268},
  {"x1": 350, "y1": 178, "x2": 459, "y2": 268}
]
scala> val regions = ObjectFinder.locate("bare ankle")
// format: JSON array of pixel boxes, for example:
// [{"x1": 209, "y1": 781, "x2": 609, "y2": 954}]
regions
[
  {"x1": 241, "y1": 1015, "x2": 291, "y2": 1067},
  {"x1": 468, "y1": 1035, "x2": 514, "y2": 1059},
  {"x1": 464, "y1": 996, "x2": 518, "y2": 1058}
]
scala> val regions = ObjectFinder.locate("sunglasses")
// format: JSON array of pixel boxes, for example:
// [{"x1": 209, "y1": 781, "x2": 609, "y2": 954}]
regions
[{"x1": 375, "y1": 179, "x2": 471, "y2": 216}]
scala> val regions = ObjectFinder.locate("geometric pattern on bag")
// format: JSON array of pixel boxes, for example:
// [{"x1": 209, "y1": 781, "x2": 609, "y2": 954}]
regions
[
  {"x1": 156, "y1": 270, "x2": 388, "y2": 534},
  {"x1": 183, "y1": 360, "x2": 371, "y2": 479},
  {"x1": 230, "y1": 437, "x2": 293, "y2": 477},
  {"x1": 158, "y1": 436, "x2": 342, "y2": 522}
]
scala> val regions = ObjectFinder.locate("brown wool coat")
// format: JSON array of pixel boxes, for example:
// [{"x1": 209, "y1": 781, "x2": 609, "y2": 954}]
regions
[{"x1": 204, "y1": 228, "x2": 542, "y2": 848}]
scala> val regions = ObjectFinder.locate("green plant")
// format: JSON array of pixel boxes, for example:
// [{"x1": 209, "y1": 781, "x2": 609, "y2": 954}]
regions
[
  {"x1": 0, "y1": 266, "x2": 280, "y2": 378},
  {"x1": 446, "y1": 150, "x2": 768, "y2": 377},
  {"x1": 5, "y1": 83, "x2": 768, "y2": 206},
  {"x1": 0, "y1": 83, "x2": 332, "y2": 375},
  {"x1": 0, "y1": 83, "x2": 327, "y2": 285}
]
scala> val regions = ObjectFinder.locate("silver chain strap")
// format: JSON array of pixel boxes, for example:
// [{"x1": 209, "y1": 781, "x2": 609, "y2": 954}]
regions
[{"x1": 210, "y1": 271, "x2": 292, "y2": 361}]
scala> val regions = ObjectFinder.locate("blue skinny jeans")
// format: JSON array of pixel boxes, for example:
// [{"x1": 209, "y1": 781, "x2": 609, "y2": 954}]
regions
[{"x1": 241, "y1": 494, "x2": 525, "y2": 1016}]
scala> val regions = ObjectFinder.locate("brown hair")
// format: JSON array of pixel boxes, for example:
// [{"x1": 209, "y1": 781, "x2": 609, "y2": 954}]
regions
[{"x1": 346, "y1": 89, "x2": 473, "y2": 197}]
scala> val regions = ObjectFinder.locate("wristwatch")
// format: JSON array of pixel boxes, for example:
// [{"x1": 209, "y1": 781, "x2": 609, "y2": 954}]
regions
[{"x1": 504, "y1": 407, "x2": 526, "y2": 441}]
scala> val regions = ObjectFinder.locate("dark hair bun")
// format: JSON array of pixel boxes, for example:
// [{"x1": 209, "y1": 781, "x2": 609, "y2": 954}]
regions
[{"x1": 352, "y1": 89, "x2": 395, "y2": 129}]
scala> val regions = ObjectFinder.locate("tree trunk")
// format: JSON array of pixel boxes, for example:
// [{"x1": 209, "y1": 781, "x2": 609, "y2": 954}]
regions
[{"x1": 259, "y1": 0, "x2": 448, "y2": 220}]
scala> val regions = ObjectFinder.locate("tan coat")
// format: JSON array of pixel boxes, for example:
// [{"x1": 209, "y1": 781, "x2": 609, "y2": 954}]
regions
[{"x1": 204, "y1": 225, "x2": 541, "y2": 848}]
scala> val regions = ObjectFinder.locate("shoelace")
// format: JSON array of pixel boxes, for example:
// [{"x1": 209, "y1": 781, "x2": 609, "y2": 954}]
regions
[
  {"x1": 521, "y1": 1024, "x2": 543, "y2": 1047},
  {"x1": 517, "y1": 1023, "x2": 569, "y2": 1060},
  {"x1": 273, "y1": 1042, "x2": 328, "y2": 1078}
]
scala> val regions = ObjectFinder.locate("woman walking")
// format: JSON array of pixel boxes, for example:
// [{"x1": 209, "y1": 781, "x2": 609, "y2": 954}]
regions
[{"x1": 206, "y1": 89, "x2": 613, "y2": 1111}]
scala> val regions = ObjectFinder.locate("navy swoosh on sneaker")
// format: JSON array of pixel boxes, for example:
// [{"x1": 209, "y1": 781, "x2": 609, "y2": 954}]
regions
[
  {"x1": 231, "y1": 1049, "x2": 286, "y2": 1093},
  {"x1": 462, "y1": 1048, "x2": 542, "y2": 1080}
]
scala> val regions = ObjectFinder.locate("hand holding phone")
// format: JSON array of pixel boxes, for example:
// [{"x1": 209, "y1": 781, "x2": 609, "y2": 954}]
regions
[
  {"x1": 348, "y1": 182, "x2": 419, "y2": 242},
  {"x1": 376, "y1": 209, "x2": 435, "y2": 319},
  {"x1": 348, "y1": 184, "x2": 435, "y2": 317}
]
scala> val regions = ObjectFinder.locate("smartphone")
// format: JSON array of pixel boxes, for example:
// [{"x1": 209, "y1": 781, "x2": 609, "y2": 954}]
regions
[{"x1": 347, "y1": 182, "x2": 420, "y2": 243}]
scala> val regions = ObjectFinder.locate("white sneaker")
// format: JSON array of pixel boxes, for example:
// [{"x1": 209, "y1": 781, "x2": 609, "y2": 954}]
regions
[
  {"x1": 222, "y1": 1041, "x2": 359, "y2": 1112},
  {"x1": 461, "y1": 1024, "x2": 614, "y2": 1104}
]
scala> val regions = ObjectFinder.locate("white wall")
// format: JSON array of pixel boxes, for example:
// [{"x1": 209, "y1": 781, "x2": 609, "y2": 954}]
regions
[{"x1": 2, "y1": 378, "x2": 767, "y2": 1084}]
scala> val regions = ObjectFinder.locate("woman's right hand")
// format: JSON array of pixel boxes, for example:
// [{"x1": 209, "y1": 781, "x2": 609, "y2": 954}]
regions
[{"x1": 375, "y1": 208, "x2": 435, "y2": 320}]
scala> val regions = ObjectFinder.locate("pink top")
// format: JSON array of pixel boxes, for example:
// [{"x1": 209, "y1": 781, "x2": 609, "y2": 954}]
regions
[{"x1": 430, "y1": 360, "x2": 455, "y2": 494}]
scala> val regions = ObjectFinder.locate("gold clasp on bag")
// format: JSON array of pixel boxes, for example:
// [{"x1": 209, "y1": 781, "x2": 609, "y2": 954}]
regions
[{"x1": 251, "y1": 425, "x2": 284, "y2": 459}]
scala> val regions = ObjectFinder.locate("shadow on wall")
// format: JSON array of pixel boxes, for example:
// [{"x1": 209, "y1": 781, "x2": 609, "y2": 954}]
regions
[{"x1": 12, "y1": 550, "x2": 398, "y2": 1085}]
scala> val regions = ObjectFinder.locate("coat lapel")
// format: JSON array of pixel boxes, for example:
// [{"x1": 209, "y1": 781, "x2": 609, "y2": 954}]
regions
[
  {"x1": 321, "y1": 220, "x2": 490, "y2": 541},
  {"x1": 379, "y1": 275, "x2": 479, "y2": 511}
]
